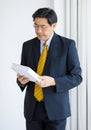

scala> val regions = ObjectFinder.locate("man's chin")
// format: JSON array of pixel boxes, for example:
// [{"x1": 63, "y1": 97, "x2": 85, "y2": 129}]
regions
[{"x1": 37, "y1": 36, "x2": 45, "y2": 41}]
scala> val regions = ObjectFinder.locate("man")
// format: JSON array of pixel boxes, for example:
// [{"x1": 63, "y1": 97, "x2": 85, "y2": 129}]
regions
[{"x1": 17, "y1": 8, "x2": 82, "y2": 130}]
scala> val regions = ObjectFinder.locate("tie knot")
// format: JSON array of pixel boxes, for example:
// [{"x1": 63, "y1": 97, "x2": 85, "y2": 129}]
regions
[{"x1": 43, "y1": 42, "x2": 47, "y2": 47}]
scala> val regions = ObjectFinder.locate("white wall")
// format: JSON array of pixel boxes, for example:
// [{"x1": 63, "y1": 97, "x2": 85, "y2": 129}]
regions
[{"x1": 0, "y1": 0, "x2": 54, "y2": 130}]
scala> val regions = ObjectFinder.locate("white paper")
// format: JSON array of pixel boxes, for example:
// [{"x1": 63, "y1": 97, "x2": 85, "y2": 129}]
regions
[{"x1": 11, "y1": 63, "x2": 40, "y2": 82}]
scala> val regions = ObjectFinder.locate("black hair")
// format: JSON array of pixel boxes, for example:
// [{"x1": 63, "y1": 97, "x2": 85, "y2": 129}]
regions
[{"x1": 32, "y1": 8, "x2": 58, "y2": 26}]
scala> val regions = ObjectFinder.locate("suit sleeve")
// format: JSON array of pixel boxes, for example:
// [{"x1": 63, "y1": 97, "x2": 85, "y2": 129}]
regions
[
  {"x1": 55, "y1": 40, "x2": 82, "y2": 93},
  {"x1": 16, "y1": 43, "x2": 28, "y2": 91}
]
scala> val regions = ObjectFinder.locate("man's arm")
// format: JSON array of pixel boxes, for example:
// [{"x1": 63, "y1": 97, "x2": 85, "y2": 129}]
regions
[{"x1": 55, "y1": 40, "x2": 82, "y2": 92}]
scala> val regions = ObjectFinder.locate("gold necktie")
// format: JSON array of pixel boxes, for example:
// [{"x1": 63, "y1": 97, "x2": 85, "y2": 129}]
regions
[{"x1": 34, "y1": 42, "x2": 48, "y2": 101}]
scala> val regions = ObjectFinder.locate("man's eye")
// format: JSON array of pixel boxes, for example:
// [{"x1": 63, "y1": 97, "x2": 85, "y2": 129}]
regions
[{"x1": 41, "y1": 26, "x2": 46, "y2": 29}]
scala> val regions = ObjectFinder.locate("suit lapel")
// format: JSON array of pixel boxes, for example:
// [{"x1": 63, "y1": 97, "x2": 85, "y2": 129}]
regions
[
  {"x1": 43, "y1": 33, "x2": 61, "y2": 74},
  {"x1": 33, "y1": 39, "x2": 40, "y2": 69}
]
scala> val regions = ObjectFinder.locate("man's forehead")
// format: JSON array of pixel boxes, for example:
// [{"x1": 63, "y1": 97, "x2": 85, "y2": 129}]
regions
[{"x1": 34, "y1": 18, "x2": 48, "y2": 24}]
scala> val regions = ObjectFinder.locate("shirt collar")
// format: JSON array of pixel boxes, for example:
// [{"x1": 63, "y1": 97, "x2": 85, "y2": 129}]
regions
[{"x1": 40, "y1": 32, "x2": 54, "y2": 48}]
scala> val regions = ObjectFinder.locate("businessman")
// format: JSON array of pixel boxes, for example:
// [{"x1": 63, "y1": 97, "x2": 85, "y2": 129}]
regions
[{"x1": 17, "y1": 8, "x2": 82, "y2": 130}]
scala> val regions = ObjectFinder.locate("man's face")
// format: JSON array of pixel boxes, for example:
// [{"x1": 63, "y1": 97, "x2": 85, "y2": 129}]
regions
[{"x1": 33, "y1": 18, "x2": 56, "y2": 41}]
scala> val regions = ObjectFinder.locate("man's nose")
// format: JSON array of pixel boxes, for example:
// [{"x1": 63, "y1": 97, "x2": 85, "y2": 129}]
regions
[{"x1": 37, "y1": 27, "x2": 43, "y2": 33}]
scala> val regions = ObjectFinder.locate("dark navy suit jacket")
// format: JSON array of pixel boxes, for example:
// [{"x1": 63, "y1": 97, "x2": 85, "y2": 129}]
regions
[{"x1": 17, "y1": 32, "x2": 82, "y2": 121}]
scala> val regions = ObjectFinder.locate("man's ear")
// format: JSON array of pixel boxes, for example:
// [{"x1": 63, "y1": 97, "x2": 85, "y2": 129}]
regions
[{"x1": 52, "y1": 23, "x2": 57, "y2": 29}]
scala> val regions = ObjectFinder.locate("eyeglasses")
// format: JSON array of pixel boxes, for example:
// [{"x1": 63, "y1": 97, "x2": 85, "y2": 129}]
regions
[{"x1": 33, "y1": 24, "x2": 50, "y2": 30}]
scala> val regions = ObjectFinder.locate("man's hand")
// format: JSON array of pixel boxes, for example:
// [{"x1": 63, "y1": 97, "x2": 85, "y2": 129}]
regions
[
  {"x1": 17, "y1": 74, "x2": 30, "y2": 85},
  {"x1": 36, "y1": 76, "x2": 56, "y2": 88}
]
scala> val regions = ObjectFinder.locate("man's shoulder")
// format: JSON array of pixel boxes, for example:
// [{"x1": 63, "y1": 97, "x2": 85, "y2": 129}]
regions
[
  {"x1": 22, "y1": 37, "x2": 39, "y2": 49},
  {"x1": 24, "y1": 37, "x2": 39, "y2": 44},
  {"x1": 54, "y1": 34, "x2": 76, "y2": 47},
  {"x1": 56, "y1": 33, "x2": 75, "y2": 43}
]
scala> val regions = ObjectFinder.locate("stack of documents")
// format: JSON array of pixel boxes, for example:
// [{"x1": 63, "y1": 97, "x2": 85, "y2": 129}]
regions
[{"x1": 11, "y1": 63, "x2": 40, "y2": 82}]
